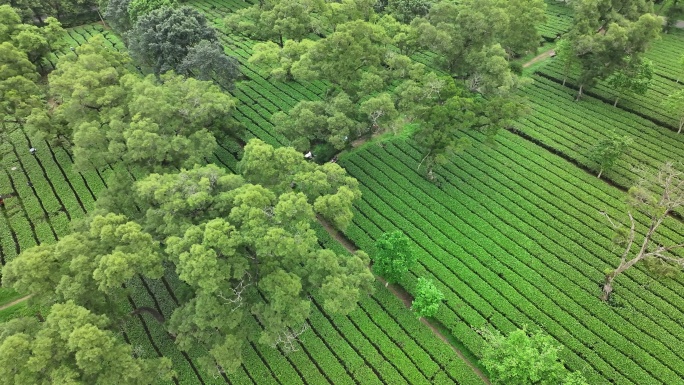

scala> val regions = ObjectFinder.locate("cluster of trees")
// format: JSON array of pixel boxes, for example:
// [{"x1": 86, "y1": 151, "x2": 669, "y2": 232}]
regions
[
  {"x1": 235, "y1": 0, "x2": 542, "y2": 176},
  {"x1": 0, "y1": 0, "x2": 98, "y2": 25},
  {"x1": 0, "y1": 34, "x2": 375, "y2": 379}
]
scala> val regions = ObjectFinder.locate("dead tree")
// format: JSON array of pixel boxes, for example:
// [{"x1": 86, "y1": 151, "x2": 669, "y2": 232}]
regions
[{"x1": 600, "y1": 162, "x2": 684, "y2": 301}]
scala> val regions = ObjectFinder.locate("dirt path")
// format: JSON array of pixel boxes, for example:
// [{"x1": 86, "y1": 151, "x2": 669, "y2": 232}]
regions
[
  {"x1": 523, "y1": 48, "x2": 556, "y2": 68},
  {"x1": 0, "y1": 294, "x2": 32, "y2": 312},
  {"x1": 317, "y1": 217, "x2": 491, "y2": 385}
]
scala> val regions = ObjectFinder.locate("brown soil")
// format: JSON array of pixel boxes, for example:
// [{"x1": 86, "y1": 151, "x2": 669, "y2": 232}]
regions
[
  {"x1": 0, "y1": 294, "x2": 33, "y2": 312},
  {"x1": 523, "y1": 48, "x2": 556, "y2": 68},
  {"x1": 317, "y1": 217, "x2": 491, "y2": 385}
]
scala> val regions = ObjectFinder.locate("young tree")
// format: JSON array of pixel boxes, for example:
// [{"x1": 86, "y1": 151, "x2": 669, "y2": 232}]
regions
[
  {"x1": 587, "y1": 131, "x2": 633, "y2": 178},
  {"x1": 664, "y1": 89, "x2": 684, "y2": 133},
  {"x1": 480, "y1": 326, "x2": 588, "y2": 385},
  {"x1": 607, "y1": 58, "x2": 654, "y2": 107},
  {"x1": 410, "y1": 278, "x2": 444, "y2": 318},
  {"x1": 0, "y1": 301, "x2": 173, "y2": 385},
  {"x1": 600, "y1": 162, "x2": 684, "y2": 302},
  {"x1": 372, "y1": 231, "x2": 415, "y2": 286}
]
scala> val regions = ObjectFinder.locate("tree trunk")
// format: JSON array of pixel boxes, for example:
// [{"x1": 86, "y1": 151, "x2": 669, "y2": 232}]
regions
[
  {"x1": 597, "y1": 168, "x2": 603, "y2": 179},
  {"x1": 678, "y1": 118, "x2": 683, "y2": 134},
  {"x1": 613, "y1": 97, "x2": 619, "y2": 107},
  {"x1": 385, "y1": 281, "x2": 389, "y2": 287},
  {"x1": 575, "y1": 84, "x2": 584, "y2": 101}
]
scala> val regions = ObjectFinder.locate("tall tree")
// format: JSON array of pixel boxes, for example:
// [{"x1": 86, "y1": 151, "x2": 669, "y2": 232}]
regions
[
  {"x1": 177, "y1": 40, "x2": 240, "y2": 89},
  {"x1": 566, "y1": 0, "x2": 661, "y2": 98},
  {"x1": 372, "y1": 231, "x2": 415, "y2": 286},
  {"x1": 0, "y1": 301, "x2": 172, "y2": 385},
  {"x1": 126, "y1": 6, "x2": 237, "y2": 84},
  {"x1": 386, "y1": 0, "x2": 432, "y2": 23},
  {"x1": 225, "y1": 0, "x2": 327, "y2": 46},
  {"x1": 128, "y1": 0, "x2": 175, "y2": 23},
  {"x1": 480, "y1": 326, "x2": 588, "y2": 385},
  {"x1": 0, "y1": 42, "x2": 41, "y2": 134},
  {"x1": 600, "y1": 162, "x2": 684, "y2": 302},
  {"x1": 2, "y1": 213, "x2": 164, "y2": 317},
  {"x1": 104, "y1": 0, "x2": 132, "y2": 32},
  {"x1": 34, "y1": 35, "x2": 130, "y2": 143},
  {"x1": 134, "y1": 156, "x2": 372, "y2": 374}
]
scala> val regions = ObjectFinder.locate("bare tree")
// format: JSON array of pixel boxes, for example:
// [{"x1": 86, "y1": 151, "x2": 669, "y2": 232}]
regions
[{"x1": 600, "y1": 162, "x2": 684, "y2": 302}]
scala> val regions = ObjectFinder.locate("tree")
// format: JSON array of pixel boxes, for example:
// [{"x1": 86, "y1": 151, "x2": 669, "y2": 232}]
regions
[
  {"x1": 126, "y1": 6, "x2": 218, "y2": 76},
  {"x1": 0, "y1": 5, "x2": 64, "y2": 66},
  {"x1": 386, "y1": 0, "x2": 432, "y2": 23},
  {"x1": 566, "y1": 0, "x2": 661, "y2": 98},
  {"x1": 238, "y1": 139, "x2": 362, "y2": 229},
  {"x1": 36, "y1": 35, "x2": 130, "y2": 143},
  {"x1": 664, "y1": 89, "x2": 684, "y2": 133},
  {"x1": 0, "y1": 42, "x2": 41, "y2": 134},
  {"x1": 607, "y1": 58, "x2": 654, "y2": 106},
  {"x1": 0, "y1": 301, "x2": 173, "y2": 385},
  {"x1": 371, "y1": 231, "x2": 415, "y2": 286},
  {"x1": 480, "y1": 326, "x2": 588, "y2": 385},
  {"x1": 0, "y1": 0, "x2": 98, "y2": 25},
  {"x1": 224, "y1": 0, "x2": 327, "y2": 46},
  {"x1": 600, "y1": 162, "x2": 684, "y2": 302},
  {"x1": 133, "y1": 158, "x2": 373, "y2": 374},
  {"x1": 249, "y1": 39, "x2": 315, "y2": 81},
  {"x1": 128, "y1": 0, "x2": 175, "y2": 23},
  {"x1": 104, "y1": 0, "x2": 132, "y2": 32},
  {"x1": 271, "y1": 92, "x2": 364, "y2": 151},
  {"x1": 177, "y1": 40, "x2": 240, "y2": 89},
  {"x1": 497, "y1": 0, "x2": 546, "y2": 56},
  {"x1": 410, "y1": 278, "x2": 443, "y2": 318},
  {"x1": 2, "y1": 213, "x2": 164, "y2": 317},
  {"x1": 587, "y1": 131, "x2": 633, "y2": 178}
]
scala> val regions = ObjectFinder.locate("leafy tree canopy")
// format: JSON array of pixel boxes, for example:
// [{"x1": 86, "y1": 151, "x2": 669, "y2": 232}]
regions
[
  {"x1": 566, "y1": 0, "x2": 661, "y2": 96},
  {"x1": 0, "y1": 0, "x2": 98, "y2": 25},
  {"x1": 128, "y1": 0, "x2": 175, "y2": 23},
  {"x1": 372, "y1": 231, "x2": 415, "y2": 285},
  {"x1": 131, "y1": 144, "x2": 371, "y2": 374},
  {"x1": 225, "y1": 0, "x2": 327, "y2": 45},
  {"x1": 0, "y1": 301, "x2": 173, "y2": 385},
  {"x1": 127, "y1": 5, "x2": 239, "y2": 86},
  {"x1": 481, "y1": 327, "x2": 588, "y2": 385},
  {"x1": 411, "y1": 278, "x2": 443, "y2": 318},
  {"x1": 2, "y1": 213, "x2": 164, "y2": 317}
]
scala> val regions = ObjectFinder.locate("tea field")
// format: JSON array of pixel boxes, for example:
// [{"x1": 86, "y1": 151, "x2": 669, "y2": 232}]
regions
[{"x1": 2, "y1": 0, "x2": 684, "y2": 384}]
